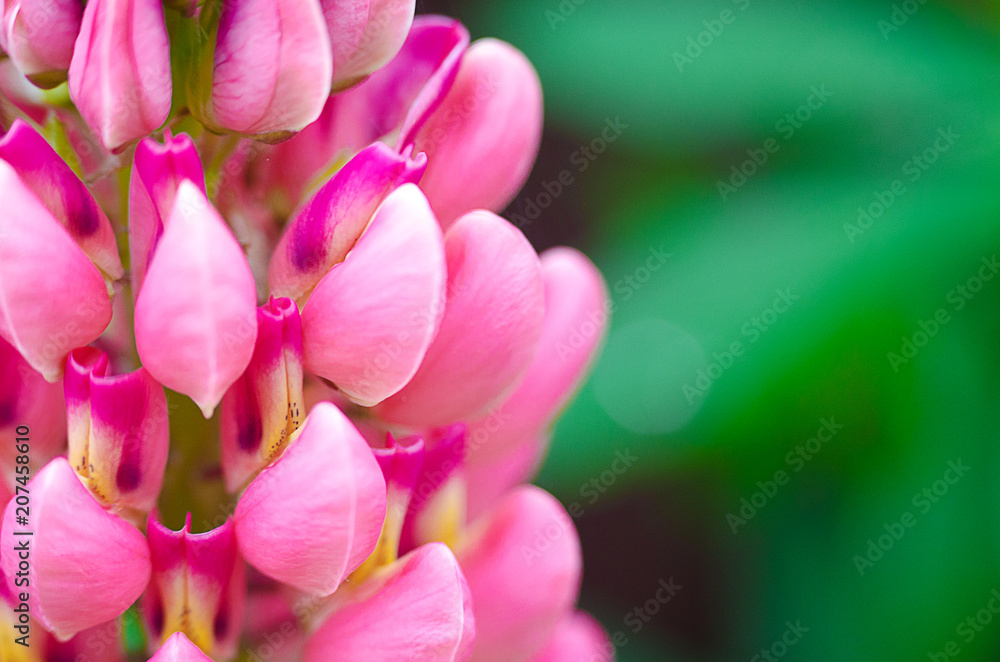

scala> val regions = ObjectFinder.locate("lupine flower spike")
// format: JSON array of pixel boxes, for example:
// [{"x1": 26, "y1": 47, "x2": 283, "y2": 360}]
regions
[{"x1": 0, "y1": 2, "x2": 613, "y2": 659}]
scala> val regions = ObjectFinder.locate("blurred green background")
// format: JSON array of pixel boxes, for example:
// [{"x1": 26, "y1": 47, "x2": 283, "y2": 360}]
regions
[{"x1": 422, "y1": 1, "x2": 1000, "y2": 660}]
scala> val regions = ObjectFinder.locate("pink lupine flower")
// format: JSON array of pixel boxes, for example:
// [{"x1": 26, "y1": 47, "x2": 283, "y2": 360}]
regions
[
  {"x1": 529, "y1": 611, "x2": 614, "y2": 662},
  {"x1": 220, "y1": 296, "x2": 304, "y2": 492},
  {"x1": 144, "y1": 515, "x2": 246, "y2": 659},
  {"x1": 305, "y1": 432, "x2": 474, "y2": 661},
  {"x1": 209, "y1": 0, "x2": 332, "y2": 140},
  {"x1": 128, "y1": 132, "x2": 207, "y2": 297},
  {"x1": 267, "y1": 142, "x2": 425, "y2": 304},
  {"x1": 0, "y1": 8, "x2": 611, "y2": 659},
  {"x1": 134, "y1": 180, "x2": 258, "y2": 418},
  {"x1": 0, "y1": 337, "x2": 66, "y2": 490},
  {"x1": 0, "y1": 0, "x2": 83, "y2": 88},
  {"x1": 269, "y1": 144, "x2": 446, "y2": 406},
  {"x1": 304, "y1": 541, "x2": 475, "y2": 661},
  {"x1": 376, "y1": 209, "x2": 545, "y2": 427},
  {"x1": 0, "y1": 157, "x2": 112, "y2": 381},
  {"x1": 320, "y1": 0, "x2": 415, "y2": 91},
  {"x1": 0, "y1": 119, "x2": 123, "y2": 282},
  {"x1": 64, "y1": 347, "x2": 168, "y2": 522},
  {"x1": 67, "y1": 0, "x2": 172, "y2": 151},
  {"x1": 0, "y1": 457, "x2": 150, "y2": 640},
  {"x1": 464, "y1": 247, "x2": 609, "y2": 519},
  {"x1": 297, "y1": 183, "x2": 446, "y2": 405},
  {"x1": 233, "y1": 402, "x2": 386, "y2": 595},
  {"x1": 455, "y1": 486, "x2": 582, "y2": 662}
]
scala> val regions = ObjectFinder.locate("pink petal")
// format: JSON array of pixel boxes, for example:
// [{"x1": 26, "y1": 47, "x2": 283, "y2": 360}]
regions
[
  {"x1": 129, "y1": 133, "x2": 207, "y2": 296},
  {"x1": 67, "y1": 0, "x2": 171, "y2": 151},
  {"x1": 0, "y1": 457, "x2": 151, "y2": 641},
  {"x1": 0, "y1": 336, "x2": 66, "y2": 491},
  {"x1": 0, "y1": 0, "x2": 82, "y2": 88},
  {"x1": 414, "y1": 38, "x2": 542, "y2": 230},
  {"x1": 0, "y1": 159, "x2": 112, "y2": 381},
  {"x1": 301, "y1": 183, "x2": 446, "y2": 405},
  {"x1": 134, "y1": 181, "x2": 258, "y2": 418},
  {"x1": 148, "y1": 632, "x2": 214, "y2": 662},
  {"x1": 0, "y1": 118, "x2": 122, "y2": 280},
  {"x1": 456, "y1": 486, "x2": 581, "y2": 662},
  {"x1": 321, "y1": 0, "x2": 414, "y2": 90},
  {"x1": 268, "y1": 141, "x2": 426, "y2": 305},
  {"x1": 234, "y1": 402, "x2": 386, "y2": 596},
  {"x1": 144, "y1": 515, "x2": 245, "y2": 660},
  {"x1": 64, "y1": 348, "x2": 169, "y2": 519},
  {"x1": 464, "y1": 247, "x2": 608, "y2": 518},
  {"x1": 305, "y1": 542, "x2": 474, "y2": 662},
  {"x1": 211, "y1": 0, "x2": 332, "y2": 138},
  {"x1": 376, "y1": 211, "x2": 544, "y2": 427},
  {"x1": 529, "y1": 611, "x2": 615, "y2": 662},
  {"x1": 220, "y1": 297, "x2": 304, "y2": 492}
]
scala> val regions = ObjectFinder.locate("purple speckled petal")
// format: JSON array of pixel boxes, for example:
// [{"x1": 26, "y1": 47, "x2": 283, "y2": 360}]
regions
[
  {"x1": 65, "y1": 347, "x2": 169, "y2": 520},
  {"x1": 220, "y1": 296, "x2": 304, "y2": 492},
  {"x1": 234, "y1": 402, "x2": 386, "y2": 596},
  {"x1": 144, "y1": 515, "x2": 246, "y2": 660}
]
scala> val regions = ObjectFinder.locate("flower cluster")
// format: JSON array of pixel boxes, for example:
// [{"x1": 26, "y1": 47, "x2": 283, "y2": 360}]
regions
[{"x1": 0, "y1": 1, "x2": 612, "y2": 660}]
